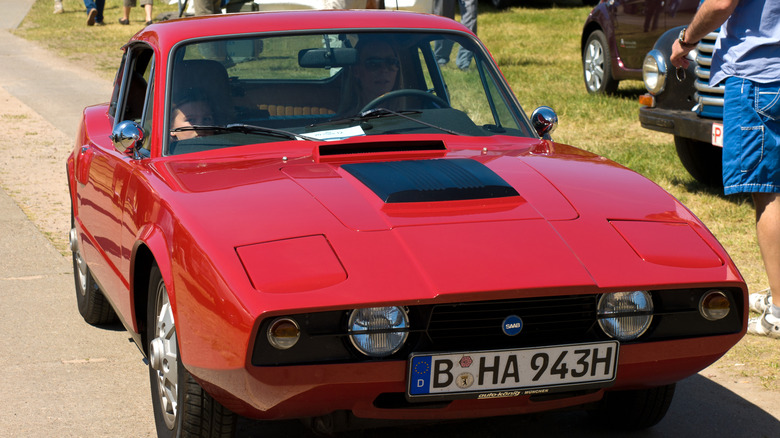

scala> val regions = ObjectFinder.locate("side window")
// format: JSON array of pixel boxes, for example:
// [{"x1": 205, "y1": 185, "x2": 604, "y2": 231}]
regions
[
  {"x1": 117, "y1": 46, "x2": 155, "y2": 154},
  {"x1": 108, "y1": 53, "x2": 127, "y2": 119}
]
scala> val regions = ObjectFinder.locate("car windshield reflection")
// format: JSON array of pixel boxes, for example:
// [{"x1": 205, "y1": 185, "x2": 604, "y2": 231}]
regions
[{"x1": 166, "y1": 31, "x2": 531, "y2": 155}]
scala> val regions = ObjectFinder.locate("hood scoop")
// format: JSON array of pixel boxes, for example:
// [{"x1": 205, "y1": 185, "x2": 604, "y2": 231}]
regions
[
  {"x1": 342, "y1": 158, "x2": 519, "y2": 203},
  {"x1": 315, "y1": 140, "x2": 447, "y2": 162}
]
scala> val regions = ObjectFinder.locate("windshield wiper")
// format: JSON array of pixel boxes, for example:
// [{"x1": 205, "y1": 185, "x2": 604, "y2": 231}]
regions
[
  {"x1": 171, "y1": 123, "x2": 318, "y2": 141},
  {"x1": 311, "y1": 108, "x2": 463, "y2": 136}
]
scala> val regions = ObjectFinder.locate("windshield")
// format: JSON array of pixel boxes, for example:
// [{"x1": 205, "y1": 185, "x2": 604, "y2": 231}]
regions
[{"x1": 166, "y1": 31, "x2": 533, "y2": 155}]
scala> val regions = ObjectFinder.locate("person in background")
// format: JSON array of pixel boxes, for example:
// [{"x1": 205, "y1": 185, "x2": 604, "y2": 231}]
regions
[
  {"x1": 83, "y1": 0, "x2": 105, "y2": 26},
  {"x1": 670, "y1": 0, "x2": 780, "y2": 339},
  {"x1": 323, "y1": 0, "x2": 368, "y2": 8},
  {"x1": 432, "y1": 0, "x2": 477, "y2": 70},
  {"x1": 194, "y1": 0, "x2": 222, "y2": 15},
  {"x1": 119, "y1": 0, "x2": 154, "y2": 26},
  {"x1": 53, "y1": 0, "x2": 64, "y2": 14}
]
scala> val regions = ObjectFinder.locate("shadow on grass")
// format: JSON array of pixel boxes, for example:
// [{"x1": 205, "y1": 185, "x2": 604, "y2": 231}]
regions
[
  {"x1": 479, "y1": 0, "x2": 589, "y2": 12},
  {"x1": 606, "y1": 87, "x2": 646, "y2": 101},
  {"x1": 671, "y1": 175, "x2": 754, "y2": 206}
]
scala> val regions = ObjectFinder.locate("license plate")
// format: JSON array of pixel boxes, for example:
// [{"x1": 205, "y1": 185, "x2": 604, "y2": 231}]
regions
[{"x1": 407, "y1": 341, "x2": 618, "y2": 400}]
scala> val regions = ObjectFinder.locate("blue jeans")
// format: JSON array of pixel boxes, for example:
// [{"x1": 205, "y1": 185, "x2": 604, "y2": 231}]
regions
[
  {"x1": 722, "y1": 76, "x2": 780, "y2": 194},
  {"x1": 432, "y1": 0, "x2": 478, "y2": 70},
  {"x1": 83, "y1": 0, "x2": 105, "y2": 23}
]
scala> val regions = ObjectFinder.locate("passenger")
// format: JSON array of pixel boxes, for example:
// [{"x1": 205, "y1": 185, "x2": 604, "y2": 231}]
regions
[{"x1": 170, "y1": 95, "x2": 215, "y2": 141}]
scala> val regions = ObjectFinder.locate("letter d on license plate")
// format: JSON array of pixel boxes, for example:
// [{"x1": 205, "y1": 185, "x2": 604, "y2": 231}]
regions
[{"x1": 407, "y1": 341, "x2": 618, "y2": 400}]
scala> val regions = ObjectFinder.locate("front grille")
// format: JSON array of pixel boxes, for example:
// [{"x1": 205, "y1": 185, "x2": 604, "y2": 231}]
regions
[
  {"x1": 421, "y1": 295, "x2": 600, "y2": 351},
  {"x1": 694, "y1": 31, "x2": 724, "y2": 119}
]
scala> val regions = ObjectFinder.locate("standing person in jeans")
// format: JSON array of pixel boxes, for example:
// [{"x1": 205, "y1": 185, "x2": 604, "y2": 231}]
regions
[
  {"x1": 119, "y1": 0, "x2": 154, "y2": 26},
  {"x1": 432, "y1": 0, "x2": 477, "y2": 71},
  {"x1": 671, "y1": 0, "x2": 780, "y2": 338},
  {"x1": 194, "y1": 0, "x2": 222, "y2": 15},
  {"x1": 323, "y1": 0, "x2": 367, "y2": 7},
  {"x1": 83, "y1": 0, "x2": 105, "y2": 26}
]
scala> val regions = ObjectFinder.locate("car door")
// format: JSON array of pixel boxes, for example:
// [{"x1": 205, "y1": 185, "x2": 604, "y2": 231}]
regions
[
  {"x1": 75, "y1": 44, "x2": 155, "y2": 320},
  {"x1": 611, "y1": 0, "x2": 665, "y2": 70}
]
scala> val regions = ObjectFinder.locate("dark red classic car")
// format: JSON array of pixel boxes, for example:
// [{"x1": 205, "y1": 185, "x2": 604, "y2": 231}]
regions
[
  {"x1": 67, "y1": 10, "x2": 746, "y2": 437},
  {"x1": 581, "y1": 0, "x2": 701, "y2": 94}
]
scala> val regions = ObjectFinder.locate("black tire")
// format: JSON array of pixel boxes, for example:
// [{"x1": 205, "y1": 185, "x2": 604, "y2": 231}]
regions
[
  {"x1": 583, "y1": 30, "x2": 619, "y2": 94},
  {"x1": 71, "y1": 213, "x2": 117, "y2": 325},
  {"x1": 147, "y1": 263, "x2": 237, "y2": 438},
  {"x1": 674, "y1": 136, "x2": 723, "y2": 189},
  {"x1": 591, "y1": 383, "x2": 676, "y2": 430}
]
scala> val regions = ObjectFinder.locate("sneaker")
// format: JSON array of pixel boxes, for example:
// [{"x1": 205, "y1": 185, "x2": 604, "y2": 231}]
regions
[
  {"x1": 747, "y1": 310, "x2": 780, "y2": 339},
  {"x1": 118, "y1": 18, "x2": 130, "y2": 25},
  {"x1": 87, "y1": 8, "x2": 97, "y2": 26},
  {"x1": 94, "y1": 20, "x2": 105, "y2": 26},
  {"x1": 749, "y1": 288, "x2": 772, "y2": 314},
  {"x1": 53, "y1": 0, "x2": 64, "y2": 14}
]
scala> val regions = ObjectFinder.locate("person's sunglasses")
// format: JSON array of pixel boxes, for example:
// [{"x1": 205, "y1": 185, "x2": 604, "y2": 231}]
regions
[{"x1": 363, "y1": 57, "x2": 400, "y2": 72}]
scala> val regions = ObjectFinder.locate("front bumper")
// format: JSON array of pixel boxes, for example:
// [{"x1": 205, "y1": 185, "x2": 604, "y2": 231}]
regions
[
  {"x1": 639, "y1": 106, "x2": 714, "y2": 144},
  {"x1": 193, "y1": 333, "x2": 743, "y2": 421}
]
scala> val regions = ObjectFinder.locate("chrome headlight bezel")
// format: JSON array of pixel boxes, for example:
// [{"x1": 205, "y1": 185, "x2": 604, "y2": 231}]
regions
[
  {"x1": 267, "y1": 317, "x2": 301, "y2": 350},
  {"x1": 598, "y1": 291, "x2": 654, "y2": 341},
  {"x1": 348, "y1": 306, "x2": 410, "y2": 357},
  {"x1": 643, "y1": 49, "x2": 668, "y2": 95},
  {"x1": 699, "y1": 289, "x2": 731, "y2": 321}
]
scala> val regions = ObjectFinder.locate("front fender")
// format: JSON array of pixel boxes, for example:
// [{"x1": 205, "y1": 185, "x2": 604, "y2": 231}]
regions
[{"x1": 129, "y1": 223, "x2": 173, "y2": 354}]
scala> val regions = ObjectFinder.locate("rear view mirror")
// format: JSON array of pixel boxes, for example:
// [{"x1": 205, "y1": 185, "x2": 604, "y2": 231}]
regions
[{"x1": 298, "y1": 48, "x2": 357, "y2": 68}]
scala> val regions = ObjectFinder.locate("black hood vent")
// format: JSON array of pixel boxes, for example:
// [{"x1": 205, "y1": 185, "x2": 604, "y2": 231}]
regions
[{"x1": 342, "y1": 158, "x2": 519, "y2": 203}]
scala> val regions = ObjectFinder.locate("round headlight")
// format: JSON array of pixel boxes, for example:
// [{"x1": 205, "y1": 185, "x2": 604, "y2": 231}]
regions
[
  {"x1": 267, "y1": 317, "x2": 300, "y2": 350},
  {"x1": 348, "y1": 307, "x2": 409, "y2": 357},
  {"x1": 598, "y1": 291, "x2": 654, "y2": 341},
  {"x1": 643, "y1": 49, "x2": 668, "y2": 95},
  {"x1": 700, "y1": 290, "x2": 731, "y2": 321}
]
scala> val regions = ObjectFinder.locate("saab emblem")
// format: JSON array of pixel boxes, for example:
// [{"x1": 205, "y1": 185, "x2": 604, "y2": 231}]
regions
[{"x1": 502, "y1": 315, "x2": 523, "y2": 336}]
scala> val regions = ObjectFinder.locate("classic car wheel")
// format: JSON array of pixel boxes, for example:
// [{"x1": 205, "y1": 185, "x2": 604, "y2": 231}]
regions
[
  {"x1": 674, "y1": 136, "x2": 724, "y2": 189},
  {"x1": 147, "y1": 264, "x2": 237, "y2": 438},
  {"x1": 360, "y1": 89, "x2": 450, "y2": 114},
  {"x1": 70, "y1": 214, "x2": 117, "y2": 325},
  {"x1": 591, "y1": 383, "x2": 676, "y2": 430},
  {"x1": 583, "y1": 30, "x2": 618, "y2": 95}
]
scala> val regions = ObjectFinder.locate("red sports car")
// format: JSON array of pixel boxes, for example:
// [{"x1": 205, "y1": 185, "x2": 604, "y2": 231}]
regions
[{"x1": 67, "y1": 10, "x2": 746, "y2": 437}]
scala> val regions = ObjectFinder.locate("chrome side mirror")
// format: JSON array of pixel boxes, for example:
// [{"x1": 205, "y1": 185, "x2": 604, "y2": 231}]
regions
[
  {"x1": 111, "y1": 120, "x2": 145, "y2": 158},
  {"x1": 531, "y1": 106, "x2": 558, "y2": 140}
]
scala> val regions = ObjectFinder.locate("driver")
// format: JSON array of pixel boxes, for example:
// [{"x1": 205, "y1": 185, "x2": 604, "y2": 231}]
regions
[{"x1": 352, "y1": 38, "x2": 401, "y2": 110}]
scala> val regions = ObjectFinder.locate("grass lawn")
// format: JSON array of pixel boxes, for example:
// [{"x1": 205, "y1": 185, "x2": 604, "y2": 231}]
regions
[{"x1": 13, "y1": 0, "x2": 778, "y2": 389}]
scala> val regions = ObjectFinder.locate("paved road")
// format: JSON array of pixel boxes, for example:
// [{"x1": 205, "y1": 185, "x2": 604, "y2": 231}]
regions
[{"x1": 0, "y1": 1, "x2": 778, "y2": 437}]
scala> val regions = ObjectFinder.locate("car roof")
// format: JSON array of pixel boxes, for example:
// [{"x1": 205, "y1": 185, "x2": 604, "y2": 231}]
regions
[{"x1": 132, "y1": 10, "x2": 473, "y2": 48}]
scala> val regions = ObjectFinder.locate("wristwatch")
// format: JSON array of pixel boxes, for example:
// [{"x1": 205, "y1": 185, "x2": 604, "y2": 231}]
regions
[{"x1": 678, "y1": 27, "x2": 698, "y2": 49}]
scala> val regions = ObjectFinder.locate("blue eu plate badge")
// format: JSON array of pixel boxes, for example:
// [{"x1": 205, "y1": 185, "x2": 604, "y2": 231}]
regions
[{"x1": 409, "y1": 356, "x2": 432, "y2": 396}]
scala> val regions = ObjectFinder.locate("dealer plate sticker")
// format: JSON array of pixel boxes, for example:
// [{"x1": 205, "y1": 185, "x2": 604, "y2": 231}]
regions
[
  {"x1": 712, "y1": 122, "x2": 724, "y2": 147},
  {"x1": 408, "y1": 341, "x2": 618, "y2": 399}
]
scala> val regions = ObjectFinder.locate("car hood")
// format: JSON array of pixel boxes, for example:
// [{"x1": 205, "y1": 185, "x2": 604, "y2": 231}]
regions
[{"x1": 154, "y1": 138, "x2": 732, "y2": 308}]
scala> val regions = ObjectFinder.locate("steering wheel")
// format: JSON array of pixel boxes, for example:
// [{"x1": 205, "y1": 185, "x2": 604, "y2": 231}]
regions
[{"x1": 360, "y1": 89, "x2": 450, "y2": 113}]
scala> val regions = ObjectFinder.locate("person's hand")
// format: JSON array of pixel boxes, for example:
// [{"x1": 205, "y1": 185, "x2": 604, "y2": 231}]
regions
[{"x1": 670, "y1": 40, "x2": 692, "y2": 69}]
